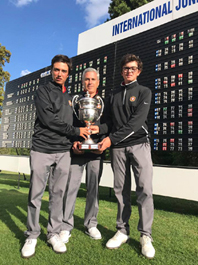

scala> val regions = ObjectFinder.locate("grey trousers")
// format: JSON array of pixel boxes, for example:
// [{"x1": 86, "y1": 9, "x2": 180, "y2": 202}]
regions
[
  {"x1": 110, "y1": 143, "x2": 154, "y2": 237},
  {"x1": 62, "y1": 156, "x2": 103, "y2": 231},
  {"x1": 25, "y1": 150, "x2": 71, "y2": 240}
]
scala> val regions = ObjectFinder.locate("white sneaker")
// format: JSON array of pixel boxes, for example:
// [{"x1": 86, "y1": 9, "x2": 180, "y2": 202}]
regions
[
  {"x1": 140, "y1": 235, "x2": 155, "y2": 259},
  {"x1": 21, "y1": 238, "x2": 37, "y2": 258},
  {"x1": 85, "y1": 227, "x2": 102, "y2": 240},
  {"x1": 47, "y1": 234, "x2": 67, "y2": 253},
  {"x1": 106, "y1": 231, "x2": 129, "y2": 249},
  {"x1": 59, "y1": 230, "x2": 71, "y2": 243}
]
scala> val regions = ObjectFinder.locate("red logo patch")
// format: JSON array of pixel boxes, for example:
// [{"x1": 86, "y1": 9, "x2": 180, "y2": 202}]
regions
[{"x1": 130, "y1": 96, "x2": 136, "y2": 102}]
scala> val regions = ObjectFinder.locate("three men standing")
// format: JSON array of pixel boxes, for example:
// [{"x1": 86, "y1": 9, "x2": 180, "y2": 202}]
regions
[{"x1": 22, "y1": 53, "x2": 155, "y2": 260}]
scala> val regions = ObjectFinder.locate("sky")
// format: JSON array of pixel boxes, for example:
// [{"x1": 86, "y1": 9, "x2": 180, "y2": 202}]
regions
[{"x1": 1, "y1": 0, "x2": 111, "y2": 82}]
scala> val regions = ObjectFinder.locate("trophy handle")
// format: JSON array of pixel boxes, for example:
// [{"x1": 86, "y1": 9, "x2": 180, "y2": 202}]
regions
[
  {"x1": 96, "y1": 95, "x2": 104, "y2": 121},
  {"x1": 72, "y1": 95, "x2": 80, "y2": 120}
]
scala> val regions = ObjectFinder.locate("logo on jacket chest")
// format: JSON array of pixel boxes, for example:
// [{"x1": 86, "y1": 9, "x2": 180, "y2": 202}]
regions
[{"x1": 130, "y1": 96, "x2": 136, "y2": 102}]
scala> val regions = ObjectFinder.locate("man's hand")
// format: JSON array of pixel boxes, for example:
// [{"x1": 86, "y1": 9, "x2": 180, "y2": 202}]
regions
[
  {"x1": 98, "y1": 137, "x2": 111, "y2": 151},
  {"x1": 79, "y1": 127, "x2": 90, "y2": 139},
  {"x1": 72, "y1": 141, "x2": 84, "y2": 155},
  {"x1": 90, "y1": 125, "x2": 99, "y2": 134}
]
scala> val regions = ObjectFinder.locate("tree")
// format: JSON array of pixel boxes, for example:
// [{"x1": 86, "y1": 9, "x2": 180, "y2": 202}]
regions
[
  {"x1": 0, "y1": 43, "x2": 11, "y2": 119},
  {"x1": 107, "y1": 0, "x2": 154, "y2": 20}
]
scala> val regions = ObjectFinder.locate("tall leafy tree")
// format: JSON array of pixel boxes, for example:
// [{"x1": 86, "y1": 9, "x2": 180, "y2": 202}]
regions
[
  {"x1": 107, "y1": 0, "x2": 153, "y2": 19},
  {"x1": 0, "y1": 43, "x2": 11, "y2": 119}
]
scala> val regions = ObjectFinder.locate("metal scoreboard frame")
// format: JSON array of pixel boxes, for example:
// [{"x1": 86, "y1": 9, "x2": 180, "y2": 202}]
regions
[{"x1": 0, "y1": 0, "x2": 198, "y2": 152}]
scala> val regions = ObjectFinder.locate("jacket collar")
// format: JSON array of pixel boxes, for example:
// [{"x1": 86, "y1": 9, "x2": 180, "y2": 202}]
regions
[
  {"x1": 121, "y1": 80, "x2": 138, "y2": 88},
  {"x1": 50, "y1": 80, "x2": 63, "y2": 90}
]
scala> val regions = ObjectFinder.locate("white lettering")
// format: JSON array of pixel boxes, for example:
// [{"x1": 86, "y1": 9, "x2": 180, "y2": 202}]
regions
[
  {"x1": 112, "y1": 1, "x2": 173, "y2": 36},
  {"x1": 40, "y1": 70, "x2": 51, "y2": 78}
]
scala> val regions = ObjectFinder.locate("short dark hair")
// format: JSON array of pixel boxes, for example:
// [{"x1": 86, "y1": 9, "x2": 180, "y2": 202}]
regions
[
  {"x1": 120, "y1": 54, "x2": 143, "y2": 72},
  {"x1": 51, "y1": 54, "x2": 72, "y2": 75}
]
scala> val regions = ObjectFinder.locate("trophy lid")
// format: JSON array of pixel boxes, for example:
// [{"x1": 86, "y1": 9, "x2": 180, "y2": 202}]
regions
[{"x1": 78, "y1": 92, "x2": 98, "y2": 109}]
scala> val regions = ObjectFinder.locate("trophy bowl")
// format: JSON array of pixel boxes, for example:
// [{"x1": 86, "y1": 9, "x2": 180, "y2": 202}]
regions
[{"x1": 72, "y1": 91, "x2": 104, "y2": 150}]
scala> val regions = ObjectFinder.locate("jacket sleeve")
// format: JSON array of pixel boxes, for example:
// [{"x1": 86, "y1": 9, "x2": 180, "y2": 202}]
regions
[
  {"x1": 109, "y1": 88, "x2": 151, "y2": 145},
  {"x1": 98, "y1": 95, "x2": 113, "y2": 135},
  {"x1": 35, "y1": 86, "x2": 80, "y2": 136}
]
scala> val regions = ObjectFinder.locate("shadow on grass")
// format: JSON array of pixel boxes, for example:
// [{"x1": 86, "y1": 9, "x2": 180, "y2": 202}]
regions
[
  {"x1": 0, "y1": 178, "x2": 30, "y2": 189},
  {"x1": 90, "y1": 222, "x2": 141, "y2": 255},
  {"x1": 0, "y1": 175, "x2": 162, "y2": 258},
  {"x1": 1, "y1": 174, "x2": 197, "y2": 216},
  {"x1": 77, "y1": 184, "x2": 198, "y2": 216},
  {"x1": 0, "y1": 178, "x2": 88, "y2": 245},
  {"x1": 0, "y1": 188, "x2": 51, "y2": 249},
  {"x1": 0, "y1": 185, "x2": 115, "y2": 254},
  {"x1": 0, "y1": 172, "x2": 198, "y2": 247}
]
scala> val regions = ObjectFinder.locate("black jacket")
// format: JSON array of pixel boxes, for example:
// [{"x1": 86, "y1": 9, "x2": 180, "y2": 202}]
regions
[
  {"x1": 32, "y1": 81, "x2": 80, "y2": 153},
  {"x1": 99, "y1": 81, "x2": 151, "y2": 148}
]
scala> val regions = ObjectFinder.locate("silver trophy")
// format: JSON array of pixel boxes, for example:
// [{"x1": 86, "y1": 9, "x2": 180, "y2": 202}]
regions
[{"x1": 72, "y1": 91, "x2": 104, "y2": 150}]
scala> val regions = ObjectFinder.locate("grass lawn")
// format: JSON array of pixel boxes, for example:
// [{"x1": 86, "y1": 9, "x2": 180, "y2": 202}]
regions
[{"x1": 0, "y1": 170, "x2": 198, "y2": 265}]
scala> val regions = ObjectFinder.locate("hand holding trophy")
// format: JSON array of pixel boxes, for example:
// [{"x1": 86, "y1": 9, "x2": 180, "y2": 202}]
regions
[{"x1": 72, "y1": 90, "x2": 104, "y2": 150}]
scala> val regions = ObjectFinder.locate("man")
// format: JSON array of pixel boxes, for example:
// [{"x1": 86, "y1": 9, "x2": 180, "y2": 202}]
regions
[
  {"x1": 59, "y1": 68, "x2": 105, "y2": 244},
  {"x1": 91, "y1": 54, "x2": 155, "y2": 259},
  {"x1": 21, "y1": 55, "x2": 89, "y2": 258}
]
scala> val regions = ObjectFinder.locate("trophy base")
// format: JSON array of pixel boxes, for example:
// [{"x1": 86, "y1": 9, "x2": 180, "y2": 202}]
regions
[{"x1": 79, "y1": 143, "x2": 99, "y2": 150}]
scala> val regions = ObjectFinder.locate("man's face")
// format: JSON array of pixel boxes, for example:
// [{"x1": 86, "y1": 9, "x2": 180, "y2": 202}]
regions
[
  {"x1": 121, "y1": 61, "x2": 141, "y2": 84},
  {"x1": 52, "y1": 62, "x2": 69, "y2": 87},
  {"x1": 83, "y1": 71, "x2": 99, "y2": 96}
]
